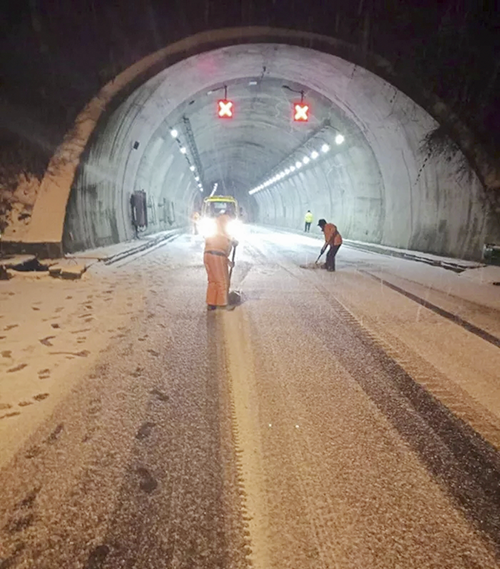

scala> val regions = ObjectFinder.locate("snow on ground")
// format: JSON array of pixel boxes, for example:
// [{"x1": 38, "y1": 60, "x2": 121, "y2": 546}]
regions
[
  {"x1": 0, "y1": 261, "x2": 145, "y2": 468},
  {"x1": 1, "y1": 227, "x2": 499, "y2": 469},
  {"x1": 459, "y1": 265, "x2": 500, "y2": 285}
]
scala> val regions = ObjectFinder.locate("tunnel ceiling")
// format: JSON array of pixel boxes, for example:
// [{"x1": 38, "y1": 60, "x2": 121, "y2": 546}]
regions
[
  {"x1": 63, "y1": 41, "x2": 493, "y2": 259},
  {"x1": 70, "y1": 44, "x2": 390, "y2": 242},
  {"x1": 159, "y1": 76, "x2": 348, "y2": 195}
]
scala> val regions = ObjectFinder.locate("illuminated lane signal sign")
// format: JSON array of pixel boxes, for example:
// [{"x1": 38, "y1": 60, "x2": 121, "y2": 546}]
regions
[
  {"x1": 218, "y1": 99, "x2": 234, "y2": 119},
  {"x1": 294, "y1": 102, "x2": 309, "y2": 122}
]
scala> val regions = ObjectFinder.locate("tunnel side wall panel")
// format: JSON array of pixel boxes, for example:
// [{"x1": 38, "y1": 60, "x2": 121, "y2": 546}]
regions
[{"x1": 255, "y1": 150, "x2": 488, "y2": 260}]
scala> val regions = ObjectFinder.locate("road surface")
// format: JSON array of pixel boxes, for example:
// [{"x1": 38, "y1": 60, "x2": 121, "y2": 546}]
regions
[{"x1": 1, "y1": 227, "x2": 500, "y2": 569}]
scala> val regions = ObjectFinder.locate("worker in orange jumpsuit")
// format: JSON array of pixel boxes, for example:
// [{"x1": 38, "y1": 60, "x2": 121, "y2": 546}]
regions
[
  {"x1": 318, "y1": 218, "x2": 342, "y2": 272},
  {"x1": 204, "y1": 212, "x2": 236, "y2": 310}
]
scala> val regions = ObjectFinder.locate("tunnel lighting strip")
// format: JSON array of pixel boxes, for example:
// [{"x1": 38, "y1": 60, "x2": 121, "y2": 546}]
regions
[
  {"x1": 248, "y1": 136, "x2": 344, "y2": 196},
  {"x1": 170, "y1": 127, "x2": 204, "y2": 192}
]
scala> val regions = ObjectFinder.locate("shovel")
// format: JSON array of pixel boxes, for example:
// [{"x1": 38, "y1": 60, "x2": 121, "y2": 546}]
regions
[
  {"x1": 314, "y1": 246, "x2": 327, "y2": 265},
  {"x1": 227, "y1": 244, "x2": 242, "y2": 307},
  {"x1": 299, "y1": 248, "x2": 325, "y2": 270}
]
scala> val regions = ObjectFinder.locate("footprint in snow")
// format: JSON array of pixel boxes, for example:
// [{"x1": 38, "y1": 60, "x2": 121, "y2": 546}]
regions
[
  {"x1": 136, "y1": 421, "x2": 155, "y2": 440},
  {"x1": 136, "y1": 467, "x2": 158, "y2": 493},
  {"x1": 46, "y1": 423, "x2": 64, "y2": 443},
  {"x1": 34, "y1": 393, "x2": 50, "y2": 402},
  {"x1": 84, "y1": 544, "x2": 110, "y2": 569},
  {"x1": 0, "y1": 411, "x2": 21, "y2": 419},
  {"x1": 151, "y1": 388, "x2": 169, "y2": 402},
  {"x1": 7, "y1": 363, "x2": 27, "y2": 373}
]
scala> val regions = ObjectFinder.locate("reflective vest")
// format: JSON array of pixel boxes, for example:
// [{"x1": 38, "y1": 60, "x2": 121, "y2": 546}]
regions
[{"x1": 304, "y1": 211, "x2": 313, "y2": 223}]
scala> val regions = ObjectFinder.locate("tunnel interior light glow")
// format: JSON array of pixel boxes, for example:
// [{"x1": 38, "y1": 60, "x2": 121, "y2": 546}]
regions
[
  {"x1": 198, "y1": 217, "x2": 217, "y2": 237},
  {"x1": 170, "y1": 129, "x2": 178, "y2": 138},
  {"x1": 247, "y1": 127, "x2": 348, "y2": 196},
  {"x1": 190, "y1": 165, "x2": 195, "y2": 171},
  {"x1": 180, "y1": 146, "x2": 187, "y2": 154},
  {"x1": 195, "y1": 176, "x2": 200, "y2": 181},
  {"x1": 227, "y1": 219, "x2": 243, "y2": 240},
  {"x1": 248, "y1": 80, "x2": 258, "y2": 86}
]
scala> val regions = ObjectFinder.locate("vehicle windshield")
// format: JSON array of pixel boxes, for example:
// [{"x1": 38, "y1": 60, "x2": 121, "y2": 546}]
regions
[{"x1": 204, "y1": 200, "x2": 237, "y2": 218}]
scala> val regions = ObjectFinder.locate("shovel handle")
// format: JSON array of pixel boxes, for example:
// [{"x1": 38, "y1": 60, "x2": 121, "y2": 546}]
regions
[{"x1": 228, "y1": 244, "x2": 237, "y2": 288}]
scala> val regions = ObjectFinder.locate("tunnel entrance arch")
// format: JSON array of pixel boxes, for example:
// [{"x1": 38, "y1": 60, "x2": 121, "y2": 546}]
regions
[{"x1": 9, "y1": 26, "x2": 496, "y2": 259}]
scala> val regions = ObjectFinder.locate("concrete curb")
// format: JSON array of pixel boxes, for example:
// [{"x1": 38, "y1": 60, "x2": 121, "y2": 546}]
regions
[
  {"x1": 342, "y1": 240, "x2": 483, "y2": 273},
  {"x1": 101, "y1": 230, "x2": 182, "y2": 265}
]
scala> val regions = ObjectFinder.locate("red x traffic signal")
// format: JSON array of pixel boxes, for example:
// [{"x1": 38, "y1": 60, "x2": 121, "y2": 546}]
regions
[
  {"x1": 294, "y1": 102, "x2": 309, "y2": 122},
  {"x1": 218, "y1": 99, "x2": 234, "y2": 119}
]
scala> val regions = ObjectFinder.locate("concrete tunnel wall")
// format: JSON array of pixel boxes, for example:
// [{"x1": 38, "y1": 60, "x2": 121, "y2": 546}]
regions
[{"x1": 62, "y1": 41, "x2": 490, "y2": 259}]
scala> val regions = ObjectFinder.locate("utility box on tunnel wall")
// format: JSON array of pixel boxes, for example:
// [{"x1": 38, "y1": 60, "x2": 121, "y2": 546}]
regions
[
  {"x1": 131, "y1": 190, "x2": 148, "y2": 229},
  {"x1": 483, "y1": 243, "x2": 500, "y2": 265}
]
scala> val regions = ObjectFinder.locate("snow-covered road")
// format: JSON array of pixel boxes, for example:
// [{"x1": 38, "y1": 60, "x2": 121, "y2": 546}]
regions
[{"x1": 1, "y1": 226, "x2": 500, "y2": 568}]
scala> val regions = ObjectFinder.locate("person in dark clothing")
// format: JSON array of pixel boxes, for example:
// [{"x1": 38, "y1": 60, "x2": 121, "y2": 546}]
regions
[{"x1": 317, "y1": 218, "x2": 342, "y2": 272}]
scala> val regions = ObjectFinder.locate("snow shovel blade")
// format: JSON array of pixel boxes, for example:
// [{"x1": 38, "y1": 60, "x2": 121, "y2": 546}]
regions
[
  {"x1": 228, "y1": 289, "x2": 242, "y2": 306},
  {"x1": 300, "y1": 263, "x2": 322, "y2": 269}
]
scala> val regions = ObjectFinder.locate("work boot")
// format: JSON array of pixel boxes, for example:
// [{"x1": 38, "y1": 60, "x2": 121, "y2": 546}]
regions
[{"x1": 207, "y1": 305, "x2": 217, "y2": 311}]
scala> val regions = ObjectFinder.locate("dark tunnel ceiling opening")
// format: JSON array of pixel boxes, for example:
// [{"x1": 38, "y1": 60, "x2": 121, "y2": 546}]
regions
[{"x1": 62, "y1": 42, "x2": 490, "y2": 260}]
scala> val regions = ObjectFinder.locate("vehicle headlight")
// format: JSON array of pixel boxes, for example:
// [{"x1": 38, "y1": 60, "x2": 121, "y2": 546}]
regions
[
  {"x1": 198, "y1": 217, "x2": 217, "y2": 238},
  {"x1": 227, "y1": 219, "x2": 243, "y2": 239}
]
